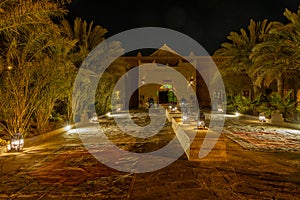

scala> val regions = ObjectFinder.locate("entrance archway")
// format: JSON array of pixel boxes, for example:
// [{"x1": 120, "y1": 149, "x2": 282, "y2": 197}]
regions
[{"x1": 158, "y1": 84, "x2": 177, "y2": 104}]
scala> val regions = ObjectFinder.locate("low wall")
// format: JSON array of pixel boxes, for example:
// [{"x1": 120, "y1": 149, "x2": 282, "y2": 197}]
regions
[
  {"x1": 25, "y1": 125, "x2": 75, "y2": 146},
  {"x1": 0, "y1": 124, "x2": 75, "y2": 155},
  {"x1": 171, "y1": 118, "x2": 192, "y2": 159},
  {"x1": 167, "y1": 110, "x2": 227, "y2": 162}
]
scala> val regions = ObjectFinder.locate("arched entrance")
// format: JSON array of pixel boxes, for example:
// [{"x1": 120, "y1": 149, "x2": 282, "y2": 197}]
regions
[{"x1": 158, "y1": 84, "x2": 177, "y2": 104}]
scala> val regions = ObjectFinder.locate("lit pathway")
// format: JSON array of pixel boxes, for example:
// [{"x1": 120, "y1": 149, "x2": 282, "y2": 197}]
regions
[{"x1": 0, "y1": 111, "x2": 299, "y2": 199}]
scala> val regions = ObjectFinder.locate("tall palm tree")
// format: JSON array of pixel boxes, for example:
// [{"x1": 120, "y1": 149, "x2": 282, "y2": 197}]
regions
[
  {"x1": 250, "y1": 7, "x2": 300, "y2": 97},
  {"x1": 59, "y1": 17, "x2": 109, "y2": 120},
  {"x1": 59, "y1": 17, "x2": 108, "y2": 68},
  {"x1": 214, "y1": 19, "x2": 273, "y2": 98}
]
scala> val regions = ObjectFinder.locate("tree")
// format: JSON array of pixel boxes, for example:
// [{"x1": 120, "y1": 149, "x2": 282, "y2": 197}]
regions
[
  {"x1": 60, "y1": 17, "x2": 107, "y2": 68},
  {"x1": 72, "y1": 40, "x2": 130, "y2": 119},
  {"x1": 59, "y1": 17, "x2": 108, "y2": 121},
  {"x1": 0, "y1": 26, "x2": 77, "y2": 135},
  {"x1": 0, "y1": 0, "x2": 76, "y2": 136},
  {"x1": 0, "y1": 0, "x2": 67, "y2": 44},
  {"x1": 214, "y1": 19, "x2": 273, "y2": 98},
  {"x1": 250, "y1": 7, "x2": 300, "y2": 97}
]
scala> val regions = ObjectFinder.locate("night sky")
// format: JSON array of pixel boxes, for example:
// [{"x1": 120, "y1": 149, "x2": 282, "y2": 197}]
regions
[{"x1": 68, "y1": 0, "x2": 300, "y2": 55}]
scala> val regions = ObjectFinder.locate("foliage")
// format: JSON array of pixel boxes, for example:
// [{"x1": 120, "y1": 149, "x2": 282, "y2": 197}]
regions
[
  {"x1": 59, "y1": 17, "x2": 108, "y2": 122},
  {"x1": 215, "y1": 5, "x2": 300, "y2": 121},
  {"x1": 227, "y1": 95, "x2": 253, "y2": 114},
  {"x1": 72, "y1": 40, "x2": 130, "y2": 117},
  {"x1": 256, "y1": 91, "x2": 297, "y2": 118},
  {"x1": 214, "y1": 19, "x2": 273, "y2": 98},
  {"x1": 0, "y1": 0, "x2": 66, "y2": 42},
  {"x1": 60, "y1": 17, "x2": 107, "y2": 67},
  {"x1": 95, "y1": 58, "x2": 130, "y2": 115},
  {"x1": 0, "y1": 0, "x2": 76, "y2": 136},
  {"x1": 227, "y1": 91, "x2": 297, "y2": 119},
  {"x1": 0, "y1": 137, "x2": 7, "y2": 146}
]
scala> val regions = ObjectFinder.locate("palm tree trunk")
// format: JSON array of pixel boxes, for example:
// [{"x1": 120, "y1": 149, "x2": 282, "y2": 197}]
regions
[
  {"x1": 277, "y1": 74, "x2": 284, "y2": 98},
  {"x1": 251, "y1": 75, "x2": 260, "y2": 100}
]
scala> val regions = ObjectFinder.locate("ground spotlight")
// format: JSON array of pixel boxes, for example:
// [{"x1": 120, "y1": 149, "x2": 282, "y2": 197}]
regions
[{"x1": 64, "y1": 125, "x2": 72, "y2": 131}]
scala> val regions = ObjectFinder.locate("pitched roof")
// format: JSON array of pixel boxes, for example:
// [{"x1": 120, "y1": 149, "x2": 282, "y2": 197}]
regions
[{"x1": 150, "y1": 43, "x2": 182, "y2": 58}]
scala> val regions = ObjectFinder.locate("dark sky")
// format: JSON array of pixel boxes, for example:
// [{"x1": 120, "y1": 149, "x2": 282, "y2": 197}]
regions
[{"x1": 68, "y1": 0, "x2": 300, "y2": 54}]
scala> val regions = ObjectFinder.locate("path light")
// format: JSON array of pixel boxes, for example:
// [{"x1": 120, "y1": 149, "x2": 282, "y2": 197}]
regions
[
  {"x1": 182, "y1": 107, "x2": 190, "y2": 124},
  {"x1": 197, "y1": 111, "x2": 206, "y2": 129},
  {"x1": 170, "y1": 105, "x2": 177, "y2": 112},
  {"x1": 259, "y1": 113, "x2": 266, "y2": 122},
  {"x1": 180, "y1": 98, "x2": 187, "y2": 110},
  {"x1": 171, "y1": 106, "x2": 177, "y2": 112},
  {"x1": 9, "y1": 132, "x2": 24, "y2": 152},
  {"x1": 235, "y1": 111, "x2": 240, "y2": 116},
  {"x1": 64, "y1": 125, "x2": 72, "y2": 131}
]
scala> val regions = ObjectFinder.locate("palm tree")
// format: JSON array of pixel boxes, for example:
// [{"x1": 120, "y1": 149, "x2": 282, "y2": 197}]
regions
[
  {"x1": 0, "y1": 0, "x2": 76, "y2": 135},
  {"x1": 59, "y1": 17, "x2": 109, "y2": 120},
  {"x1": 250, "y1": 7, "x2": 300, "y2": 97},
  {"x1": 0, "y1": 0, "x2": 67, "y2": 43},
  {"x1": 214, "y1": 19, "x2": 273, "y2": 98},
  {"x1": 59, "y1": 17, "x2": 108, "y2": 68},
  {"x1": 0, "y1": 25, "x2": 77, "y2": 135}
]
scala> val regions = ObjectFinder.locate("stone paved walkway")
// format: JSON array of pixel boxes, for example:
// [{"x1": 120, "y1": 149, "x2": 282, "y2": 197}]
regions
[{"x1": 0, "y1": 111, "x2": 299, "y2": 199}]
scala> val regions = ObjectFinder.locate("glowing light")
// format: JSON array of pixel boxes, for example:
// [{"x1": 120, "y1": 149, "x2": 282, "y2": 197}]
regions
[
  {"x1": 259, "y1": 115, "x2": 266, "y2": 122},
  {"x1": 106, "y1": 112, "x2": 113, "y2": 117},
  {"x1": 171, "y1": 106, "x2": 177, "y2": 112},
  {"x1": 64, "y1": 125, "x2": 72, "y2": 131}
]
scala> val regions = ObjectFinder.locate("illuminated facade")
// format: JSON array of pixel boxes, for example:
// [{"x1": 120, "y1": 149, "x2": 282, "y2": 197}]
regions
[
  {"x1": 115, "y1": 44, "x2": 225, "y2": 110},
  {"x1": 112, "y1": 44, "x2": 300, "y2": 112}
]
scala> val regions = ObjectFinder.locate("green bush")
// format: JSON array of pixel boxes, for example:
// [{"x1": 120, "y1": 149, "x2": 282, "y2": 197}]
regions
[
  {"x1": 227, "y1": 91, "x2": 296, "y2": 119},
  {"x1": 227, "y1": 95, "x2": 253, "y2": 114},
  {"x1": 256, "y1": 91, "x2": 296, "y2": 118}
]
